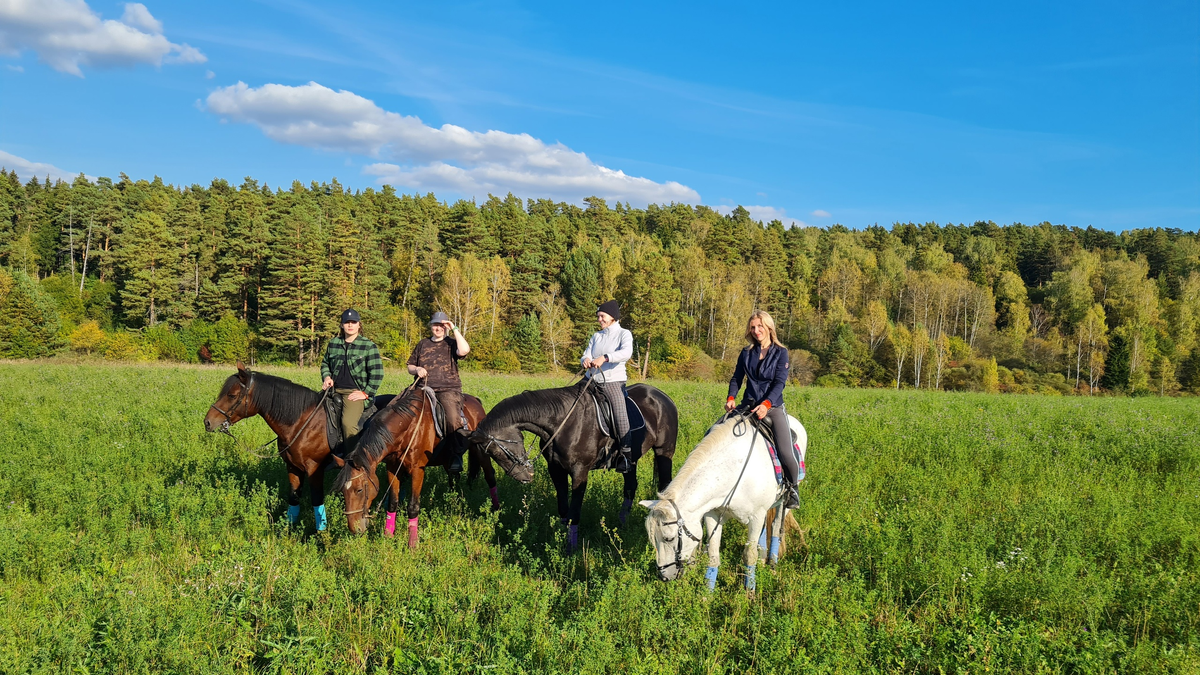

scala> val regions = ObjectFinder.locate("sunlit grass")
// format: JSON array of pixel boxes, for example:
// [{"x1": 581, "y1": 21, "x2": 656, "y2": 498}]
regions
[{"x1": 0, "y1": 363, "x2": 1196, "y2": 673}]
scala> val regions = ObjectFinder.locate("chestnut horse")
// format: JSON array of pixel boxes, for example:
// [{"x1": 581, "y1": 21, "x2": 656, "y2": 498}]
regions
[
  {"x1": 204, "y1": 363, "x2": 346, "y2": 531},
  {"x1": 333, "y1": 384, "x2": 493, "y2": 547}
]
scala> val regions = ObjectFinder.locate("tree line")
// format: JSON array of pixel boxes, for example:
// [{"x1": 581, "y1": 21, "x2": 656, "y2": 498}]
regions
[{"x1": 2, "y1": 169, "x2": 1199, "y2": 395}]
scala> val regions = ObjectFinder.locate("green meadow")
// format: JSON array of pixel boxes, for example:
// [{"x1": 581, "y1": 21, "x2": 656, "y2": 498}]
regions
[{"x1": 0, "y1": 363, "x2": 1196, "y2": 674}]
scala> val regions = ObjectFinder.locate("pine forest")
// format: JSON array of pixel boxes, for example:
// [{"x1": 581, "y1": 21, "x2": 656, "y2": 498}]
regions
[{"x1": 2, "y1": 170, "x2": 1199, "y2": 396}]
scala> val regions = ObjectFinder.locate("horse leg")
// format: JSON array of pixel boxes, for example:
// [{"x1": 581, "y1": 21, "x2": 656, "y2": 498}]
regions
[
  {"x1": 479, "y1": 448, "x2": 500, "y2": 512},
  {"x1": 285, "y1": 465, "x2": 303, "y2": 527},
  {"x1": 743, "y1": 511, "x2": 767, "y2": 592},
  {"x1": 703, "y1": 513, "x2": 722, "y2": 591},
  {"x1": 566, "y1": 471, "x2": 589, "y2": 553},
  {"x1": 383, "y1": 457, "x2": 402, "y2": 538},
  {"x1": 619, "y1": 470, "x2": 636, "y2": 526},
  {"x1": 768, "y1": 505, "x2": 786, "y2": 565},
  {"x1": 307, "y1": 468, "x2": 327, "y2": 532},
  {"x1": 654, "y1": 452, "x2": 674, "y2": 493},
  {"x1": 547, "y1": 461, "x2": 570, "y2": 525},
  {"x1": 406, "y1": 468, "x2": 425, "y2": 549}
]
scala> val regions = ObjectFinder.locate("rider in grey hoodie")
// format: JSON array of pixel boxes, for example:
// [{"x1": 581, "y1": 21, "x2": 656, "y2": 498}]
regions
[{"x1": 581, "y1": 300, "x2": 635, "y2": 472}]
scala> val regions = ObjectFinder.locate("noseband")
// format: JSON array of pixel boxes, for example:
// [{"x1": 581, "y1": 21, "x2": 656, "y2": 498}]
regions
[
  {"x1": 208, "y1": 373, "x2": 254, "y2": 437},
  {"x1": 657, "y1": 499, "x2": 702, "y2": 575},
  {"x1": 480, "y1": 433, "x2": 535, "y2": 473},
  {"x1": 342, "y1": 467, "x2": 383, "y2": 520}
]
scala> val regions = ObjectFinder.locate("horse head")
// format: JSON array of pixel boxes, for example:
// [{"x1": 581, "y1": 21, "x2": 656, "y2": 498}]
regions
[
  {"x1": 470, "y1": 426, "x2": 534, "y2": 484},
  {"x1": 204, "y1": 362, "x2": 257, "y2": 433},
  {"x1": 334, "y1": 458, "x2": 377, "y2": 535},
  {"x1": 640, "y1": 499, "x2": 703, "y2": 581}
]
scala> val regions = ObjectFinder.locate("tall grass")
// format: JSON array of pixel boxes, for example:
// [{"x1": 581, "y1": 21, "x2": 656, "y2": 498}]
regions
[{"x1": 0, "y1": 363, "x2": 1196, "y2": 673}]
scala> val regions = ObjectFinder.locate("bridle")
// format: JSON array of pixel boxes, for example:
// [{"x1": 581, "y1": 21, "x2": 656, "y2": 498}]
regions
[
  {"x1": 208, "y1": 373, "x2": 255, "y2": 437},
  {"x1": 477, "y1": 366, "x2": 598, "y2": 476},
  {"x1": 343, "y1": 381, "x2": 426, "y2": 522},
  {"x1": 656, "y1": 498, "x2": 702, "y2": 575},
  {"x1": 209, "y1": 371, "x2": 331, "y2": 460},
  {"x1": 654, "y1": 410, "x2": 763, "y2": 577},
  {"x1": 478, "y1": 433, "x2": 535, "y2": 474}
]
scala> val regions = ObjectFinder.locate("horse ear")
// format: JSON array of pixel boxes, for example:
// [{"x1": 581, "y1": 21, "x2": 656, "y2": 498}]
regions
[
  {"x1": 329, "y1": 454, "x2": 345, "y2": 468},
  {"x1": 638, "y1": 500, "x2": 659, "y2": 510},
  {"x1": 236, "y1": 361, "x2": 249, "y2": 381}
]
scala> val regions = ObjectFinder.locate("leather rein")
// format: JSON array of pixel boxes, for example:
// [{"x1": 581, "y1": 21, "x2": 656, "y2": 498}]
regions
[{"x1": 209, "y1": 371, "x2": 331, "y2": 459}]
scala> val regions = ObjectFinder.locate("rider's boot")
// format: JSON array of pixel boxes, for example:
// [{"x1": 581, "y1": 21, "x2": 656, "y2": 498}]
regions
[
  {"x1": 784, "y1": 484, "x2": 800, "y2": 509},
  {"x1": 447, "y1": 428, "x2": 469, "y2": 474}
]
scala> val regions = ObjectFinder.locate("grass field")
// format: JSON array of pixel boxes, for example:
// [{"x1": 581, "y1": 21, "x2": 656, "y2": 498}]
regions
[{"x1": 0, "y1": 363, "x2": 1197, "y2": 674}]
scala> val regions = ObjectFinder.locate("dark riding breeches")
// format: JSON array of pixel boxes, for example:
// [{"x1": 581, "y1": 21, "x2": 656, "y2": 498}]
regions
[
  {"x1": 764, "y1": 404, "x2": 801, "y2": 485},
  {"x1": 434, "y1": 389, "x2": 467, "y2": 432}
]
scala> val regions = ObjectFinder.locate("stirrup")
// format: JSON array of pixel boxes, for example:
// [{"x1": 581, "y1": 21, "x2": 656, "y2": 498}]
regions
[
  {"x1": 614, "y1": 449, "x2": 634, "y2": 474},
  {"x1": 783, "y1": 485, "x2": 800, "y2": 509}
]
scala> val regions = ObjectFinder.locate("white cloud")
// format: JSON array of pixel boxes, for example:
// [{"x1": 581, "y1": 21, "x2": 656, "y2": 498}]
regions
[
  {"x1": 205, "y1": 80, "x2": 699, "y2": 205},
  {"x1": 0, "y1": 149, "x2": 80, "y2": 183},
  {"x1": 204, "y1": 69, "x2": 214, "y2": 79},
  {"x1": 811, "y1": 209, "x2": 831, "y2": 218},
  {"x1": 5, "y1": 63, "x2": 21, "y2": 72},
  {"x1": 715, "y1": 204, "x2": 807, "y2": 227},
  {"x1": 119, "y1": 3, "x2": 160, "y2": 34},
  {"x1": 0, "y1": 0, "x2": 206, "y2": 76}
]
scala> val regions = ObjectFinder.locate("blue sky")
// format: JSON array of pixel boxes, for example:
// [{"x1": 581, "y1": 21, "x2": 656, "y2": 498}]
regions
[{"x1": 1, "y1": 0, "x2": 1197, "y2": 230}]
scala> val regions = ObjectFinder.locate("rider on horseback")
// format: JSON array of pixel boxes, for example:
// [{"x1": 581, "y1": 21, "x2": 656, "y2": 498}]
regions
[
  {"x1": 321, "y1": 308, "x2": 384, "y2": 454},
  {"x1": 581, "y1": 300, "x2": 636, "y2": 473},
  {"x1": 406, "y1": 311, "x2": 472, "y2": 474},
  {"x1": 726, "y1": 310, "x2": 804, "y2": 509}
]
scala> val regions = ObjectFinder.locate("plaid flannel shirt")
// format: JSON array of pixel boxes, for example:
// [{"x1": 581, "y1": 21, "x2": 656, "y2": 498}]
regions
[{"x1": 320, "y1": 336, "x2": 384, "y2": 397}]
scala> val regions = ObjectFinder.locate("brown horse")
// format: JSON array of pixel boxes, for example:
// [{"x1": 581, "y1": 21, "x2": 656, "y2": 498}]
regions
[
  {"x1": 204, "y1": 363, "x2": 346, "y2": 531},
  {"x1": 333, "y1": 385, "x2": 493, "y2": 546}
]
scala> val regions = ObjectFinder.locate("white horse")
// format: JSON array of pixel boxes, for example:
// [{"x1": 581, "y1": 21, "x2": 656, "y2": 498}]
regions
[{"x1": 641, "y1": 412, "x2": 807, "y2": 590}]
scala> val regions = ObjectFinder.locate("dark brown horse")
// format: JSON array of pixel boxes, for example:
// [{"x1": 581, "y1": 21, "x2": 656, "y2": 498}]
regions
[
  {"x1": 204, "y1": 363, "x2": 344, "y2": 531},
  {"x1": 333, "y1": 385, "x2": 493, "y2": 547}
]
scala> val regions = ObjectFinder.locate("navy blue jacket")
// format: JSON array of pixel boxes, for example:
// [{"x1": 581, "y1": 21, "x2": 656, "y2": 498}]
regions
[{"x1": 728, "y1": 344, "x2": 790, "y2": 407}]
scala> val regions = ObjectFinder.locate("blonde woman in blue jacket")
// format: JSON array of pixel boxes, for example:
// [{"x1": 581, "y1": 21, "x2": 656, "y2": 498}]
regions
[{"x1": 581, "y1": 300, "x2": 635, "y2": 472}]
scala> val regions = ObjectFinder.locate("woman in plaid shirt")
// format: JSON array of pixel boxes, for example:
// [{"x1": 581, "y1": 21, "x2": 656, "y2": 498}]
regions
[{"x1": 321, "y1": 308, "x2": 384, "y2": 449}]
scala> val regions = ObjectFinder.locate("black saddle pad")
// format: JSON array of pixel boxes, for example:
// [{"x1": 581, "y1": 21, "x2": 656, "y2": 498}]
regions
[
  {"x1": 590, "y1": 387, "x2": 646, "y2": 439},
  {"x1": 325, "y1": 393, "x2": 396, "y2": 458}
]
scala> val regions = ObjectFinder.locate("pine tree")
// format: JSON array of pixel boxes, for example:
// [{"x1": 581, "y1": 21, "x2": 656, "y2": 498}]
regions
[
  {"x1": 513, "y1": 312, "x2": 546, "y2": 372},
  {"x1": 559, "y1": 246, "x2": 601, "y2": 347},
  {"x1": 0, "y1": 268, "x2": 62, "y2": 357},
  {"x1": 115, "y1": 211, "x2": 179, "y2": 326}
]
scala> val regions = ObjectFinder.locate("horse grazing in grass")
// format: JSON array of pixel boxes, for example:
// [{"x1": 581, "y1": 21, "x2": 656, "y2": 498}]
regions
[
  {"x1": 641, "y1": 412, "x2": 807, "y2": 591},
  {"x1": 473, "y1": 381, "x2": 678, "y2": 551},
  {"x1": 204, "y1": 363, "x2": 343, "y2": 531},
  {"x1": 333, "y1": 385, "x2": 494, "y2": 547}
]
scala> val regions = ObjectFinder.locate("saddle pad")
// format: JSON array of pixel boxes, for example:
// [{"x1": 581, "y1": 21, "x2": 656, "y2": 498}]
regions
[
  {"x1": 421, "y1": 386, "x2": 446, "y2": 438},
  {"x1": 595, "y1": 393, "x2": 646, "y2": 438}
]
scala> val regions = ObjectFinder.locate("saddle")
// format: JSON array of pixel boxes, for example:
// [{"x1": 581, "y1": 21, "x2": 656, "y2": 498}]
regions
[
  {"x1": 324, "y1": 392, "x2": 396, "y2": 458},
  {"x1": 586, "y1": 382, "x2": 648, "y2": 471},
  {"x1": 709, "y1": 408, "x2": 799, "y2": 486},
  {"x1": 418, "y1": 386, "x2": 470, "y2": 439}
]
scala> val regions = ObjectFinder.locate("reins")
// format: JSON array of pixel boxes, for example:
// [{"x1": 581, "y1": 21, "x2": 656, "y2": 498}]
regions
[
  {"x1": 657, "y1": 409, "x2": 763, "y2": 574},
  {"x1": 480, "y1": 366, "x2": 596, "y2": 473},
  {"x1": 346, "y1": 376, "x2": 428, "y2": 520},
  {"x1": 209, "y1": 372, "x2": 331, "y2": 460}
]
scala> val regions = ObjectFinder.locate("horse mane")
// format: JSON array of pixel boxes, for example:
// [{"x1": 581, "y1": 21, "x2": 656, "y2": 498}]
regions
[
  {"x1": 478, "y1": 386, "x2": 576, "y2": 434},
  {"x1": 333, "y1": 386, "x2": 425, "y2": 490},
  {"x1": 240, "y1": 371, "x2": 323, "y2": 426},
  {"x1": 658, "y1": 418, "x2": 741, "y2": 501}
]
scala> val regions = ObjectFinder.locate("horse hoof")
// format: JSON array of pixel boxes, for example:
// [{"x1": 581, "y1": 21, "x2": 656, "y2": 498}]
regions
[{"x1": 566, "y1": 524, "x2": 579, "y2": 553}]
